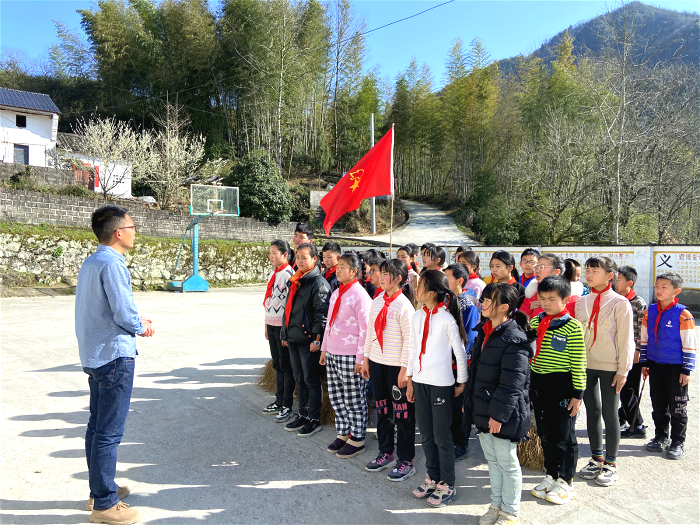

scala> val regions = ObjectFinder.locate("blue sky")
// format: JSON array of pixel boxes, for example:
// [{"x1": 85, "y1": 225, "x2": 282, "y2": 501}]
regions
[{"x1": 1, "y1": 0, "x2": 698, "y2": 88}]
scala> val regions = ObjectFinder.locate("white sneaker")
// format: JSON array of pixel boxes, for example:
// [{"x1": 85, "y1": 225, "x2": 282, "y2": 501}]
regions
[
  {"x1": 595, "y1": 464, "x2": 619, "y2": 486},
  {"x1": 546, "y1": 478, "x2": 576, "y2": 505},
  {"x1": 531, "y1": 474, "x2": 555, "y2": 499},
  {"x1": 494, "y1": 510, "x2": 520, "y2": 525},
  {"x1": 578, "y1": 459, "x2": 603, "y2": 479},
  {"x1": 479, "y1": 505, "x2": 501, "y2": 525}
]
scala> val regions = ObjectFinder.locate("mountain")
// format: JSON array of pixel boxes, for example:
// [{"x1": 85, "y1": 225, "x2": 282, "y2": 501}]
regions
[{"x1": 497, "y1": 1, "x2": 699, "y2": 75}]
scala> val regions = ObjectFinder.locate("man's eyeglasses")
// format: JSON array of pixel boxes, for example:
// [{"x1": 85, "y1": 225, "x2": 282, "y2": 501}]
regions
[
  {"x1": 521, "y1": 260, "x2": 537, "y2": 266},
  {"x1": 116, "y1": 225, "x2": 136, "y2": 232}
]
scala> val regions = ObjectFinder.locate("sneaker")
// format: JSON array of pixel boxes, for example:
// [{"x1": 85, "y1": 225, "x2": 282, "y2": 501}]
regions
[
  {"x1": 275, "y1": 407, "x2": 292, "y2": 423},
  {"x1": 595, "y1": 464, "x2": 619, "y2": 487},
  {"x1": 262, "y1": 402, "x2": 282, "y2": 414},
  {"x1": 426, "y1": 481, "x2": 456, "y2": 507},
  {"x1": 297, "y1": 419, "x2": 322, "y2": 437},
  {"x1": 412, "y1": 476, "x2": 437, "y2": 499},
  {"x1": 578, "y1": 459, "x2": 603, "y2": 480},
  {"x1": 531, "y1": 474, "x2": 555, "y2": 500},
  {"x1": 621, "y1": 425, "x2": 647, "y2": 438},
  {"x1": 545, "y1": 478, "x2": 576, "y2": 505},
  {"x1": 327, "y1": 436, "x2": 348, "y2": 453},
  {"x1": 479, "y1": 505, "x2": 501, "y2": 525},
  {"x1": 666, "y1": 441, "x2": 685, "y2": 460},
  {"x1": 365, "y1": 452, "x2": 394, "y2": 472},
  {"x1": 387, "y1": 460, "x2": 416, "y2": 481},
  {"x1": 494, "y1": 510, "x2": 520, "y2": 525},
  {"x1": 284, "y1": 414, "x2": 307, "y2": 432},
  {"x1": 646, "y1": 436, "x2": 672, "y2": 452},
  {"x1": 336, "y1": 438, "x2": 365, "y2": 458},
  {"x1": 454, "y1": 445, "x2": 468, "y2": 461},
  {"x1": 89, "y1": 501, "x2": 141, "y2": 525},
  {"x1": 86, "y1": 486, "x2": 130, "y2": 511}
]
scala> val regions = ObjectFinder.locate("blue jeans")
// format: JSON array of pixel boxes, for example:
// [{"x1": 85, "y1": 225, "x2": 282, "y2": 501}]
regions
[
  {"x1": 84, "y1": 357, "x2": 135, "y2": 511},
  {"x1": 478, "y1": 433, "x2": 522, "y2": 516}
]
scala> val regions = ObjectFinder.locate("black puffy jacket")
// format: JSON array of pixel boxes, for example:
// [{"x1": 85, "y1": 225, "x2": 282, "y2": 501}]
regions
[
  {"x1": 464, "y1": 318, "x2": 535, "y2": 442},
  {"x1": 280, "y1": 267, "x2": 331, "y2": 344}
]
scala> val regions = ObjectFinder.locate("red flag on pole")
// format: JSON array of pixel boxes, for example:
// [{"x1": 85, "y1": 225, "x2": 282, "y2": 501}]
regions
[{"x1": 321, "y1": 125, "x2": 394, "y2": 235}]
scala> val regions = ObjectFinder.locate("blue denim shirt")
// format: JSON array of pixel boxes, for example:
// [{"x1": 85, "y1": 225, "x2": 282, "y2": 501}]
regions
[{"x1": 75, "y1": 245, "x2": 144, "y2": 369}]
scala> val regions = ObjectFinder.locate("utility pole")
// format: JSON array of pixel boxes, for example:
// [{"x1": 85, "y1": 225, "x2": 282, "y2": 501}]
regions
[{"x1": 370, "y1": 113, "x2": 376, "y2": 234}]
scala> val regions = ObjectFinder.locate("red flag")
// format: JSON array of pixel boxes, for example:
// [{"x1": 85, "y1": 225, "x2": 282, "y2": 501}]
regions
[{"x1": 321, "y1": 125, "x2": 394, "y2": 235}]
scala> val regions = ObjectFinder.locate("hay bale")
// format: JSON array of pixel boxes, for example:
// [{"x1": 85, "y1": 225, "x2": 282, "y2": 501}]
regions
[
  {"x1": 517, "y1": 423, "x2": 545, "y2": 472},
  {"x1": 257, "y1": 359, "x2": 278, "y2": 394}
]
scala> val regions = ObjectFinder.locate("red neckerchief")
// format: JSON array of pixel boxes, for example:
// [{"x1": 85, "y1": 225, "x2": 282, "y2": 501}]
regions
[
  {"x1": 324, "y1": 266, "x2": 337, "y2": 279},
  {"x1": 482, "y1": 320, "x2": 494, "y2": 349},
  {"x1": 284, "y1": 269, "x2": 311, "y2": 327},
  {"x1": 373, "y1": 288, "x2": 383, "y2": 299},
  {"x1": 419, "y1": 301, "x2": 446, "y2": 371},
  {"x1": 520, "y1": 274, "x2": 533, "y2": 285},
  {"x1": 365, "y1": 276, "x2": 371, "y2": 284},
  {"x1": 263, "y1": 263, "x2": 290, "y2": 306},
  {"x1": 505, "y1": 276, "x2": 516, "y2": 285},
  {"x1": 329, "y1": 279, "x2": 357, "y2": 327},
  {"x1": 533, "y1": 309, "x2": 568, "y2": 364},
  {"x1": 374, "y1": 289, "x2": 403, "y2": 350},
  {"x1": 654, "y1": 298, "x2": 679, "y2": 339},
  {"x1": 437, "y1": 266, "x2": 442, "y2": 271},
  {"x1": 468, "y1": 273, "x2": 480, "y2": 280},
  {"x1": 588, "y1": 283, "x2": 612, "y2": 345},
  {"x1": 625, "y1": 290, "x2": 636, "y2": 301}
]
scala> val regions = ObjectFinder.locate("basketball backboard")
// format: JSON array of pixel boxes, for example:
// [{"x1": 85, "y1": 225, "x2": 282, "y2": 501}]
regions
[{"x1": 190, "y1": 184, "x2": 240, "y2": 216}]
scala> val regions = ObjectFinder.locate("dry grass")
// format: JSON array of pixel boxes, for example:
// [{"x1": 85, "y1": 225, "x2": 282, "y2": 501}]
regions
[{"x1": 517, "y1": 423, "x2": 545, "y2": 472}]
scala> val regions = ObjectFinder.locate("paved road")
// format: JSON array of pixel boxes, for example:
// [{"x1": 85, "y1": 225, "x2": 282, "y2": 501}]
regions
[
  {"x1": 351, "y1": 200, "x2": 478, "y2": 247},
  {"x1": 1, "y1": 288, "x2": 699, "y2": 524}
]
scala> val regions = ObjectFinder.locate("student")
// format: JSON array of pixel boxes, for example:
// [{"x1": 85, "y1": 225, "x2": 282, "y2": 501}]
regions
[
  {"x1": 361, "y1": 250, "x2": 385, "y2": 299},
  {"x1": 575, "y1": 256, "x2": 634, "y2": 487},
  {"x1": 488, "y1": 251, "x2": 525, "y2": 308},
  {"x1": 520, "y1": 254, "x2": 582, "y2": 319},
  {"x1": 361, "y1": 259, "x2": 416, "y2": 481},
  {"x1": 320, "y1": 252, "x2": 372, "y2": 458},
  {"x1": 421, "y1": 244, "x2": 446, "y2": 272},
  {"x1": 407, "y1": 271, "x2": 467, "y2": 508},
  {"x1": 519, "y1": 248, "x2": 540, "y2": 287},
  {"x1": 262, "y1": 240, "x2": 296, "y2": 422},
  {"x1": 457, "y1": 249, "x2": 486, "y2": 302},
  {"x1": 397, "y1": 244, "x2": 420, "y2": 295},
  {"x1": 406, "y1": 243, "x2": 422, "y2": 272},
  {"x1": 322, "y1": 241, "x2": 342, "y2": 293},
  {"x1": 292, "y1": 223, "x2": 313, "y2": 250},
  {"x1": 617, "y1": 266, "x2": 648, "y2": 438},
  {"x1": 444, "y1": 263, "x2": 479, "y2": 460},
  {"x1": 281, "y1": 243, "x2": 331, "y2": 437},
  {"x1": 565, "y1": 259, "x2": 588, "y2": 296},
  {"x1": 464, "y1": 283, "x2": 533, "y2": 525},
  {"x1": 528, "y1": 276, "x2": 586, "y2": 505},
  {"x1": 640, "y1": 272, "x2": 697, "y2": 460}
]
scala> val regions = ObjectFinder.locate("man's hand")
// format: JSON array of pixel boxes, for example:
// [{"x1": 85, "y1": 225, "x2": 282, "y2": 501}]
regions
[
  {"x1": 319, "y1": 351, "x2": 326, "y2": 365},
  {"x1": 680, "y1": 373, "x2": 691, "y2": 387},
  {"x1": 612, "y1": 373, "x2": 627, "y2": 394},
  {"x1": 398, "y1": 367, "x2": 408, "y2": 388},
  {"x1": 361, "y1": 360, "x2": 370, "y2": 379},
  {"x1": 488, "y1": 417, "x2": 502, "y2": 434},
  {"x1": 454, "y1": 383, "x2": 465, "y2": 398},
  {"x1": 568, "y1": 398, "x2": 582, "y2": 417},
  {"x1": 139, "y1": 318, "x2": 154, "y2": 337}
]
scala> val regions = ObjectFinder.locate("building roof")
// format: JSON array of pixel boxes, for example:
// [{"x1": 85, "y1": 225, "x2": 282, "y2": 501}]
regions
[
  {"x1": 0, "y1": 87, "x2": 61, "y2": 114},
  {"x1": 56, "y1": 132, "x2": 83, "y2": 154}
]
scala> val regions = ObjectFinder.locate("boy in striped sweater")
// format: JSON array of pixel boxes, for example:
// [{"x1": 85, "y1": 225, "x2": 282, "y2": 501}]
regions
[
  {"x1": 640, "y1": 272, "x2": 697, "y2": 460},
  {"x1": 528, "y1": 276, "x2": 586, "y2": 505}
]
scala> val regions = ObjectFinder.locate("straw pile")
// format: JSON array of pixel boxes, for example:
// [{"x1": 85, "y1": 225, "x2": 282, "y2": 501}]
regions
[{"x1": 517, "y1": 423, "x2": 545, "y2": 472}]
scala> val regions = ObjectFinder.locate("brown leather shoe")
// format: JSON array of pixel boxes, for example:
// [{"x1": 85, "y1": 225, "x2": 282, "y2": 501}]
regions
[
  {"x1": 89, "y1": 501, "x2": 141, "y2": 525},
  {"x1": 85, "y1": 486, "x2": 131, "y2": 511}
]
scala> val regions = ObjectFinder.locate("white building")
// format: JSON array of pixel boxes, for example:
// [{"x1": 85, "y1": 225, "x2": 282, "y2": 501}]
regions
[{"x1": 0, "y1": 87, "x2": 60, "y2": 167}]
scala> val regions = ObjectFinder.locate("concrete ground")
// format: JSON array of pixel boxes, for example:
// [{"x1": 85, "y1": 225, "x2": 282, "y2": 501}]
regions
[
  {"x1": 1, "y1": 287, "x2": 699, "y2": 525},
  {"x1": 351, "y1": 200, "x2": 478, "y2": 246}
]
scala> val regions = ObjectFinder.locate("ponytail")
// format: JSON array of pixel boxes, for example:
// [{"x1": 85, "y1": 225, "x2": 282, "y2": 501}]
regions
[{"x1": 419, "y1": 270, "x2": 467, "y2": 344}]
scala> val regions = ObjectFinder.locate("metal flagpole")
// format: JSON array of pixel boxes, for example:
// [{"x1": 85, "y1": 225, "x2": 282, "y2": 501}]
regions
[{"x1": 370, "y1": 113, "x2": 376, "y2": 234}]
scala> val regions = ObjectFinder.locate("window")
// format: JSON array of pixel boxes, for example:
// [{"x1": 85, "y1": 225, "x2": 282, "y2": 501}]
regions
[
  {"x1": 16, "y1": 115, "x2": 26, "y2": 128},
  {"x1": 14, "y1": 144, "x2": 29, "y2": 165}
]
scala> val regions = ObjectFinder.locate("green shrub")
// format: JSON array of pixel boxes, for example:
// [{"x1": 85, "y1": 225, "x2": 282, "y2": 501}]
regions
[
  {"x1": 223, "y1": 151, "x2": 293, "y2": 223},
  {"x1": 289, "y1": 183, "x2": 313, "y2": 222},
  {"x1": 475, "y1": 197, "x2": 521, "y2": 245}
]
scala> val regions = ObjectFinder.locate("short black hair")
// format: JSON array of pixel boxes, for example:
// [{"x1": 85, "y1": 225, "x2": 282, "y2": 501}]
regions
[
  {"x1": 421, "y1": 242, "x2": 436, "y2": 252},
  {"x1": 537, "y1": 275, "x2": 572, "y2": 300},
  {"x1": 322, "y1": 241, "x2": 341, "y2": 255},
  {"x1": 657, "y1": 272, "x2": 683, "y2": 290},
  {"x1": 445, "y1": 263, "x2": 469, "y2": 286},
  {"x1": 294, "y1": 222, "x2": 314, "y2": 239},
  {"x1": 618, "y1": 266, "x2": 638, "y2": 287},
  {"x1": 92, "y1": 205, "x2": 128, "y2": 243},
  {"x1": 361, "y1": 249, "x2": 385, "y2": 268},
  {"x1": 521, "y1": 248, "x2": 541, "y2": 259},
  {"x1": 422, "y1": 244, "x2": 446, "y2": 266}
]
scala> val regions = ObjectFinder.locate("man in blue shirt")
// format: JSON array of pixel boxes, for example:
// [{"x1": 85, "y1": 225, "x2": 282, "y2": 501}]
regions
[{"x1": 75, "y1": 205, "x2": 153, "y2": 525}]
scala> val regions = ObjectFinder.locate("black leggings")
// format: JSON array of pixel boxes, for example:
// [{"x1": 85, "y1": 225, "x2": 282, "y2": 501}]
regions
[{"x1": 583, "y1": 369, "x2": 620, "y2": 459}]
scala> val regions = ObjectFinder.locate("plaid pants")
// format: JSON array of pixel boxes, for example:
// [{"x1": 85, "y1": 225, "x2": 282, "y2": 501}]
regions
[{"x1": 326, "y1": 353, "x2": 368, "y2": 440}]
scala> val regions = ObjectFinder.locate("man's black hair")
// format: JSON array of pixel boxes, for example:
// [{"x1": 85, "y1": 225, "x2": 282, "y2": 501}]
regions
[
  {"x1": 618, "y1": 265, "x2": 638, "y2": 287},
  {"x1": 92, "y1": 205, "x2": 128, "y2": 244},
  {"x1": 322, "y1": 241, "x2": 341, "y2": 255},
  {"x1": 537, "y1": 275, "x2": 572, "y2": 300},
  {"x1": 521, "y1": 248, "x2": 541, "y2": 260},
  {"x1": 294, "y1": 222, "x2": 314, "y2": 240},
  {"x1": 657, "y1": 272, "x2": 683, "y2": 290},
  {"x1": 445, "y1": 263, "x2": 469, "y2": 286}
]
